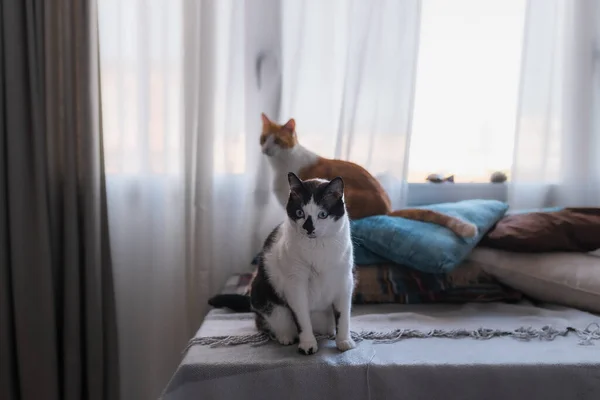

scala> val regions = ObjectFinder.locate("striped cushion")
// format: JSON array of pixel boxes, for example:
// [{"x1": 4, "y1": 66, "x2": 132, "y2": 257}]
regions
[
  {"x1": 352, "y1": 260, "x2": 522, "y2": 304},
  {"x1": 225, "y1": 260, "x2": 522, "y2": 305}
]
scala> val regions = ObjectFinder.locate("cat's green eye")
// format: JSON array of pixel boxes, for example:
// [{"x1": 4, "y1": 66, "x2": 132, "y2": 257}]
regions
[
  {"x1": 296, "y1": 209, "x2": 305, "y2": 218},
  {"x1": 318, "y1": 211, "x2": 329, "y2": 219}
]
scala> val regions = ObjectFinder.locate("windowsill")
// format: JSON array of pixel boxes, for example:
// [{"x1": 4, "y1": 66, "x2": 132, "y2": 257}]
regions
[
  {"x1": 105, "y1": 173, "x2": 510, "y2": 206},
  {"x1": 406, "y1": 182, "x2": 508, "y2": 206}
]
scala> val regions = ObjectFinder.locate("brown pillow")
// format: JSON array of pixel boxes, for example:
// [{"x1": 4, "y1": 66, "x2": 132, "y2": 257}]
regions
[{"x1": 480, "y1": 207, "x2": 600, "y2": 252}]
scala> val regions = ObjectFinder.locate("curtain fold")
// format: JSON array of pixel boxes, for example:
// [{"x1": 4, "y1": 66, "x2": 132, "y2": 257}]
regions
[
  {"x1": 0, "y1": 1, "x2": 119, "y2": 400},
  {"x1": 510, "y1": 0, "x2": 600, "y2": 209}
]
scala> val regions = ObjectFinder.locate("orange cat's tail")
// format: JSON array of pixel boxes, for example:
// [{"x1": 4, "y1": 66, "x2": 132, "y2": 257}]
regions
[{"x1": 387, "y1": 209, "x2": 478, "y2": 238}]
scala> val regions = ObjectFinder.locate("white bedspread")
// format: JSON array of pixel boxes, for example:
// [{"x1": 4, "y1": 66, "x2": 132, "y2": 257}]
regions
[{"x1": 162, "y1": 301, "x2": 600, "y2": 400}]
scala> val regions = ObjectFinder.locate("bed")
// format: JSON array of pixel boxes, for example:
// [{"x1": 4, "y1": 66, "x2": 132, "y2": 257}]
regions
[
  {"x1": 162, "y1": 206, "x2": 600, "y2": 399},
  {"x1": 161, "y1": 301, "x2": 600, "y2": 400}
]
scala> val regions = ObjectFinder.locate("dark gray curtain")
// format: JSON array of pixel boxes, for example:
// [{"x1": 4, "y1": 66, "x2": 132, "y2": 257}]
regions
[{"x1": 0, "y1": 1, "x2": 119, "y2": 400}]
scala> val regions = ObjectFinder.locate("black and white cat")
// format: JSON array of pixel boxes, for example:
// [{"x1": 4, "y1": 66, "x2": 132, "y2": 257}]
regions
[
  {"x1": 210, "y1": 173, "x2": 356, "y2": 354},
  {"x1": 251, "y1": 172, "x2": 356, "y2": 354}
]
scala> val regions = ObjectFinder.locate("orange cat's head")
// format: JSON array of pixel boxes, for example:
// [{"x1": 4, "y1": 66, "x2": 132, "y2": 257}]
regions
[{"x1": 259, "y1": 113, "x2": 298, "y2": 156}]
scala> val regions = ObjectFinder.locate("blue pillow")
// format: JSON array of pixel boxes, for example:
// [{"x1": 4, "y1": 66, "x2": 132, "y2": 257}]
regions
[{"x1": 351, "y1": 200, "x2": 509, "y2": 273}]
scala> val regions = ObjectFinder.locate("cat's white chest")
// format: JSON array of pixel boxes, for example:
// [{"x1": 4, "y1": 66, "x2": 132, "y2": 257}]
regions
[
  {"x1": 306, "y1": 269, "x2": 337, "y2": 310},
  {"x1": 267, "y1": 233, "x2": 353, "y2": 311},
  {"x1": 303, "y1": 244, "x2": 353, "y2": 310}
]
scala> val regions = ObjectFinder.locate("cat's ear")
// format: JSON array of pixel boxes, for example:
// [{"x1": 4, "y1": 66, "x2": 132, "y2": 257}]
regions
[
  {"x1": 261, "y1": 113, "x2": 271, "y2": 127},
  {"x1": 287, "y1": 172, "x2": 304, "y2": 192},
  {"x1": 282, "y1": 118, "x2": 295, "y2": 134},
  {"x1": 324, "y1": 177, "x2": 344, "y2": 200}
]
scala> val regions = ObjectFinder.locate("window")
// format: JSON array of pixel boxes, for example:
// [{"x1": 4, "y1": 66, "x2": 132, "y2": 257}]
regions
[
  {"x1": 99, "y1": 0, "x2": 527, "y2": 194},
  {"x1": 99, "y1": 0, "x2": 184, "y2": 176},
  {"x1": 408, "y1": 0, "x2": 526, "y2": 183}
]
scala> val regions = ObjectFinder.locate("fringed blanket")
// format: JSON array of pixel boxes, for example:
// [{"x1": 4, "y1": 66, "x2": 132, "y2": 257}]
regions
[{"x1": 162, "y1": 302, "x2": 600, "y2": 400}]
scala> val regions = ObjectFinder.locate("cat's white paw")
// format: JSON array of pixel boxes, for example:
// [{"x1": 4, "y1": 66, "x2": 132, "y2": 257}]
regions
[
  {"x1": 298, "y1": 336, "x2": 318, "y2": 355},
  {"x1": 336, "y1": 338, "x2": 356, "y2": 352},
  {"x1": 276, "y1": 334, "x2": 296, "y2": 346}
]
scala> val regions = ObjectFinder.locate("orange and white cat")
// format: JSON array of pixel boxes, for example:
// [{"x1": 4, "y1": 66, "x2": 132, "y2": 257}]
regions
[{"x1": 260, "y1": 113, "x2": 477, "y2": 238}]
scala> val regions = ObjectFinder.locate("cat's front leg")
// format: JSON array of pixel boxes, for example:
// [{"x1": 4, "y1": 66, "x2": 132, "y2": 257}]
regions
[
  {"x1": 285, "y1": 283, "x2": 318, "y2": 355},
  {"x1": 262, "y1": 306, "x2": 298, "y2": 345},
  {"x1": 333, "y1": 279, "x2": 356, "y2": 352}
]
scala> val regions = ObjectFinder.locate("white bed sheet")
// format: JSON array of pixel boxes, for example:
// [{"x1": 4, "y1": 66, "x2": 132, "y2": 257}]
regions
[{"x1": 162, "y1": 301, "x2": 600, "y2": 400}]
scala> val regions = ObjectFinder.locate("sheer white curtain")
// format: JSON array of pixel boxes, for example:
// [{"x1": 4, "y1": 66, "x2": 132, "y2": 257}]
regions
[
  {"x1": 98, "y1": 0, "x2": 421, "y2": 399},
  {"x1": 510, "y1": 0, "x2": 600, "y2": 209},
  {"x1": 98, "y1": 1, "x2": 189, "y2": 399},
  {"x1": 279, "y1": 0, "x2": 421, "y2": 208}
]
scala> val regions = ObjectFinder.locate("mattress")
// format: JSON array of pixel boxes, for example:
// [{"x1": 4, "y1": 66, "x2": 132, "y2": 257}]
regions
[{"x1": 161, "y1": 302, "x2": 600, "y2": 400}]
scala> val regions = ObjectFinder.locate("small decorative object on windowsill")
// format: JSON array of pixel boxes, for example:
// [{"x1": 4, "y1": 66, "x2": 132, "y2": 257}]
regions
[
  {"x1": 490, "y1": 171, "x2": 507, "y2": 183},
  {"x1": 426, "y1": 174, "x2": 454, "y2": 183}
]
